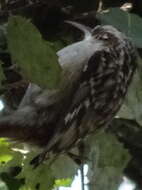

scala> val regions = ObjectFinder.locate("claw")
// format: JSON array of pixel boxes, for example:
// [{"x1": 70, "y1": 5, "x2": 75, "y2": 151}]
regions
[{"x1": 30, "y1": 152, "x2": 48, "y2": 168}]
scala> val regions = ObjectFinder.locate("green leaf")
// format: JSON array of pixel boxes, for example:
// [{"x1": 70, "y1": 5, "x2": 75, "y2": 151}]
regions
[
  {"x1": 0, "y1": 180, "x2": 8, "y2": 190},
  {"x1": 0, "y1": 138, "x2": 10, "y2": 146},
  {"x1": 0, "y1": 138, "x2": 13, "y2": 165},
  {"x1": 86, "y1": 131, "x2": 130, "y2": 190},
  {"x1": 0, "y1": 138, "x2": 23, "y2": 173},
  {"x1": 0, "y1": 138, "x2": 78, "y2": 190},
  {"x1": 7, "y1": 16, "x2": 61, "y2": 89},
  {"x1": 17, "y1": 152, "x2": 55, "y2": 190},
  {"x1": 97, "y1": 8, "x2": 142, "y2": 48},
  {"x1": 54, "y1": 178, "x2": 72, "y2": 187},
  {"x1": 0, "y1": 173, "x2": 24, "y2": 190},
  {"x1": 86, "y1": 132, "x2": 130, "y2": 168},
  {"x1": 118, "y1": 57, "x2": 142, "y2": 125},
  {"x1": 51, "y1": 155, "x2": 78, "y2": 179},
  {"x1": 17, "y1": 152, "x2": 78, "y2": 190}
]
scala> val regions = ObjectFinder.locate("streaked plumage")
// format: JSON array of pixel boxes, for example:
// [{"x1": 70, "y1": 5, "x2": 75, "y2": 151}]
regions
[{"x1": 0, "y1": 22, "x2": 137, "y2": 159}]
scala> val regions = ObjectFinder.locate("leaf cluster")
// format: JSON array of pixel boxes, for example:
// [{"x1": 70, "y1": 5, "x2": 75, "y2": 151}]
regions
[{"x1": 0, "y1": 3, "x2": 142, "y2": 190}]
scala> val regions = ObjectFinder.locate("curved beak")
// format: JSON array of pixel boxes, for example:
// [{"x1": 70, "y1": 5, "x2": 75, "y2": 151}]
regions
[{"x1": 65, "y1": 21, "x2": 92, "y2": 38}]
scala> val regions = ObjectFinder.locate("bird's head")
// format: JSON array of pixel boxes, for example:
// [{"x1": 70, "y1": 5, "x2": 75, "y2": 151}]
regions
[
  {"x1": 57, "y1": 21, "x2": 103, "y2": 79},
  {"x1": 65, "y1": 21, "x2": 128, "y2": 47},
  {"x1": 57, "y1": 21, "x2": 128, "y2": 81}
]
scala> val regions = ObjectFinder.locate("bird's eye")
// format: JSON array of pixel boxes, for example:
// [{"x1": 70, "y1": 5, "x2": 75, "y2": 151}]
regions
[
  {"x1": 95, "y1": 33, "x2": 109, "y2": 41},
  {"x1": 101, "y1": 34, "x2": 109, "y2": 40}
]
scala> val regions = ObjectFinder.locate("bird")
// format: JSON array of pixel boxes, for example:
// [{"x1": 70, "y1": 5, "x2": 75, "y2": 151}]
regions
[{"x1": 0, "y1": 21, "x2": 137, "y2": 163}]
